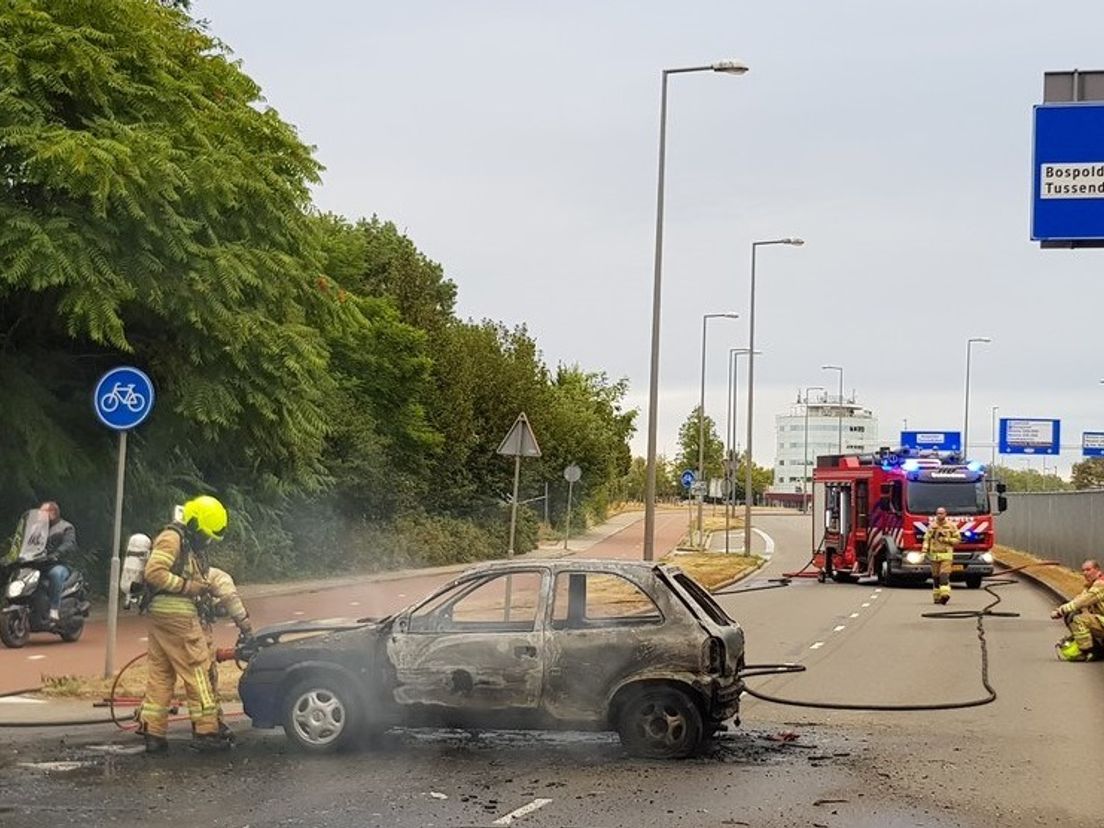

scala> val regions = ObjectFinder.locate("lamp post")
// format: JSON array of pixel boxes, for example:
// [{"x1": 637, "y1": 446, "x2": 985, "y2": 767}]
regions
[
  {"x1": 725, "y1": 347, "x2": 759, "y2": 552},
  {"x1": 743, "y1": 237, "x2": 803, "y2": 555},
  {"x1": 696, "y1": 312, "x2": 739, "y2": 543},
  {"x1": 643, "y1": 59, "x2": 749, "y2": 562},
  {"x1": 963, "y1": 337, "x2": 992, "y2": 457},
  {"x1": 990, "y1": 405, "x2": 999, "y2": 470},
  {"x1": 803, "y1": 385, "x2": 825, "y2": 513},
  {"x1": 821, "y1": 364, "x2": 844, "y2": 453}
]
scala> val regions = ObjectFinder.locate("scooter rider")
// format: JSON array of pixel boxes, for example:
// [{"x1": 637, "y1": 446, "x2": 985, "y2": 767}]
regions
[
  {"x1": 137, "y1": 495, "x2": 230, "y2": 754},
  {"x1": 38, "y1": 502, "x2": 77, "y2": 623}
]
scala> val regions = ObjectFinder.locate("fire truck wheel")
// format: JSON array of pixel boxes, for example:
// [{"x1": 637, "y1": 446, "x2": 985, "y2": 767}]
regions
[
  {"x1": 965, "y1": 574, "x2": 983, "y2": 589},
  {"x1": 831, "y1": 571, "x2": 852, "y2": 584},
  {"x1": 877, "y1": 555, "x2": 897, "y2": 587}
]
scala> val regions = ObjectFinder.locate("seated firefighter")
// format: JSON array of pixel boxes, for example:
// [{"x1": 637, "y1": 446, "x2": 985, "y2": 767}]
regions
[{"x1": 1052, "y1": 559, "x2": 1104, "y2": 662}]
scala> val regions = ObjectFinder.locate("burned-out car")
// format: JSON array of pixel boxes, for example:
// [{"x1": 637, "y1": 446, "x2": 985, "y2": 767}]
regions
[{"x1": 238, "y1": 559, "x2": 745, "y2": 758}]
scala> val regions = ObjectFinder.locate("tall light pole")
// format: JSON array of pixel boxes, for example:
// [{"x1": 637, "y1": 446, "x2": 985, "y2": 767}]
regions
[
  {"x1": 990, "y1": 405, "x2": 999, "y2": 470},
  {"x1": 803, "y1": 385, "x2": 825, "y2": 513},
  {"x1": 963, "y1": 336, "x2": 991, "y2": 458},
  {"x1": 725, "y1": 347, "x2": 760, "y2": 552},
  {"x1": 743, "y1": 237, "x2": 803, "y2": 555},
  {"x1": 696, "y1": 312, "x2": 739, "y2": 541},
  {"x1": 643, "y1": 59, "x2": 749, "y2": 562},
  {"x1": 821, "y1": 364, "x2": 844, "y2": 453}
]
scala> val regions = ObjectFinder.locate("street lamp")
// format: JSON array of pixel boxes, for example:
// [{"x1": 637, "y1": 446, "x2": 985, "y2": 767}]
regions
[
  {"x1": 643, "y1": 60, "x2": 749, "y2": 562},
  {"x1": 821, "y1": 364, "x2": 844, "y2": 453},
  {"x1": 724, "y1": 347, "x2": 760, "y2": 553},
  {"x1": 990, "y1": 405, "x2": 999, "y2": 470},
  {"x1": 696, "y1": 312, "x2": 739, "y2": 542},
  {"x1": 803, "y1": 385, "x2": 825, "y2": 513},
  {"x1": 743, "y1": 237, "x2": 803, "y2": 555},
  {"x1": 963, "y1": 337, "x2": 992, "y2": 457}
]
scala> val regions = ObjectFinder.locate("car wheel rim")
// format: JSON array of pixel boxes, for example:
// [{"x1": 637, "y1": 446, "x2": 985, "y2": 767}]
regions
[
  {"x1": 291, "y1": 689, "x2": 346, "y2": 746},
  {"x1": 634, "y1": 700, "x2": 688, "y2": 750}
]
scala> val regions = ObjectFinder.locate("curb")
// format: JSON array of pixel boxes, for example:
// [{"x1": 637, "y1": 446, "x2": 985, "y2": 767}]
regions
[{"x1": 993, "y1": 558, "x2": 1070, "y2": 603}]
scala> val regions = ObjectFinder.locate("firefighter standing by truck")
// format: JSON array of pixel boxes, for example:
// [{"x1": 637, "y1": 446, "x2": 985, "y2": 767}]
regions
[
  {"x1": 923, "y1": 507, "x2": 961, "y2": 605},
  {"x1": 137, "y1": 495, "x2": 230, "y2": 753},
  {"x1": 1052, "y1": 559, "x2": 1104, "y2": 662}
]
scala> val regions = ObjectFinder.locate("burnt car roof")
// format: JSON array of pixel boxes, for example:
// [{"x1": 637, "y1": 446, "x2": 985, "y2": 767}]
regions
[{"x1": 460, "y1": 558, "x2": 677, "y2": 576}]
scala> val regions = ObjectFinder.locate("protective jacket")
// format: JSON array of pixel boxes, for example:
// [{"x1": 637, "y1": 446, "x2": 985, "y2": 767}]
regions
[
  {"x1": 44, "y1": 520, "x2": 77, "y2": 560},
  {"x1": 1059, "y1": 576, "x2": 1104, "y2": 619},
  {"x1": 144, "y1": 523, "x2": 207, "y2": 617},
  {"x1": 922, "y1": 520, "x2": 961, "y2": 562}
]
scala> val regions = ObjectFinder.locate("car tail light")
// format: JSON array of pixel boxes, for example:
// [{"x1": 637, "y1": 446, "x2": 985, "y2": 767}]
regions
[{"x1": 703, "y1": 637, "x2": 725, "y2": 675}]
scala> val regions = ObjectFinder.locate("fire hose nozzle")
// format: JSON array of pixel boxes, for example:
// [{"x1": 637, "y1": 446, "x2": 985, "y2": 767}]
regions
[{"x1": 215, "y1": 647, "x2": 237, "y2": 663}]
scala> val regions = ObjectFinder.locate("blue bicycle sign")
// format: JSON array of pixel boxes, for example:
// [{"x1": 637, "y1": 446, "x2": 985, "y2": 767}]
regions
[{"x1": 93, "y1": 367, "x2": 155, "y2": 431}]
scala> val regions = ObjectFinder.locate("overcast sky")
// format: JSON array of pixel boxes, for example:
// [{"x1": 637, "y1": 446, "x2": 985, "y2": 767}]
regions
[{"x1": 193, "y1": 0, "x2": 1104, "y2": 474}]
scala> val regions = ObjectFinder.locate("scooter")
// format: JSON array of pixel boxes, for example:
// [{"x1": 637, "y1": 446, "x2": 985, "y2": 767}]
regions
[{"x1": 0, "y1": 510, "x2": 91, "y2": 648}]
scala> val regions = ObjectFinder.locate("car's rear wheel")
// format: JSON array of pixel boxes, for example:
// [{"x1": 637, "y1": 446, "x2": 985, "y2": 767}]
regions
[
  {"x1": 615, "y1": 685, "x2": 704, "y2": 759},
  {"x1": 282, "y1": 675, "x2": 361, "y2": 754}
]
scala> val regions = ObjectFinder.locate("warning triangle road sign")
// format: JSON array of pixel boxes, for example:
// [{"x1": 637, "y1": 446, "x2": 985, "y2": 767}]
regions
[{"x1": 497, "y1": 412, "x2": 542, "y2": 458}]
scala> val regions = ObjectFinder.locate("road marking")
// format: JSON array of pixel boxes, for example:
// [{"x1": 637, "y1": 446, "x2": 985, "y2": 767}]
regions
[
  {"x1": 833, "y1": 625, "x2": 846, "y2": 632},
  {"x1": 398, "y1": 593, "x2": 407, "y2": 598},
  {"x1": 869, "y1": 594, "x2": 879, "y2": 600},
  {"x1": 809, "y1": 642, "x2": 825, "y2": 650},
  {"x1": 27, "y1": 654, "x2": 46, "y2": 661},
  {"x1": 493, "y1": 799, "x2": 553, "y2": 825},
  {"x1": 18, "y1": 761, "x2": 94, "y2": 772},
  {"x1": 349, "y1": 601, "x2": 361, "y2": 607},
  {"x1": 849, "y1": 612, "x2": 860, "y2": 618},
  {"x1": 861, "y1": 602, "x2": 871, "y2": 608},
  {"x1": 751, "y1": 528, "x2": 776, "y2": 558},
  {"x1": 0, "y1": 696, "x2": 45, "y2": 705},
  {"x1": 138, "y1": 636, "x2": 148, "y2": 642},
  {"x1": 293, "y1": 611, "x2": 305, "y2": 616}
]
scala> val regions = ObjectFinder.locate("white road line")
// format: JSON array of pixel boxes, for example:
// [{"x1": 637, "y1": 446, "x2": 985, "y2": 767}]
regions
[
  {"x1": 751, "y1": 527, "x2": 776, "y2": 558},
  {"x1": 27, "y1": 654, "x2": 46, "y2": 661},
  {"x1": 0, "y1": 696, "x2": 45, "y2": 705},
  {"x1": 849, "y1": 612, "x2": 860, "y2": 618},
  {"x1": 293, "y1": 611, "x2": 305, "y2": 616},
  {"x1": 493, "y1": 798, "x2": 553, "y2": 825},
  {"x1": 869, "y1": 594, "x2": 879, "y2": 600},
  {"x1": 138, "y1": 636, "x2": 148, "y2": 642},
  {"x1": 349, "y1": 601, "x2": 361, "y2": 607},
  {"x1": 833, "y1": 625, "x2": 846, "y2": 632},
  {"x1": 861, "y1": 602, "x2": 871, "y2": 608},
  {"x1": 809, "y1": 641, "x2": 825, "y2": 650}
]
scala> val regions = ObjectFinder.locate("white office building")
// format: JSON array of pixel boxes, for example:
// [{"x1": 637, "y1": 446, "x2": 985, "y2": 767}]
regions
[{"x1": 771, "y1": 391, "x2": 881, "y2": 497}]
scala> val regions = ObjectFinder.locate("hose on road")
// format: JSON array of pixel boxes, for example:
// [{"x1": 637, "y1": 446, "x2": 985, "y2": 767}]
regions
[{"x1": 736, "y1": 562, "x2": 1061, "y2": 713}]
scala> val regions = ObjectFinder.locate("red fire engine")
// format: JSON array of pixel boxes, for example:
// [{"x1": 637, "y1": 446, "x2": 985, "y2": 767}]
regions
[{"x1": 811, "y1": 448, "x2": 1008, "y2": 587}]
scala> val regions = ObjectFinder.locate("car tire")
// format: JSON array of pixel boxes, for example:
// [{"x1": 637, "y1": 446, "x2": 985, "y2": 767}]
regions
[
  {"x1": 965, "y1": 574, "x2": 983, "y2": 590},
  {"x1": 615, "y1": 685, "x2": 704, "y2": 760},
  {"x1": 0, "y1": 611, "x2": 30, "y2": 649},
  {"x1": 281, "y1": 675, "x2": 362, "y2": 754}
]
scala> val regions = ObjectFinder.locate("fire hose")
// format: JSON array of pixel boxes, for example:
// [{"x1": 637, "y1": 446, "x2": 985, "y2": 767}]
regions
[{"x1": 735, "y1": 561, "x2": 1062, "y2": 712}]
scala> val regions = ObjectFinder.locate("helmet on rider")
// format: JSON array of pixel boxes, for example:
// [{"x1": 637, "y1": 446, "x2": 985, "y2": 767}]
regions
[
  {"x1": 181, "y1": 495, "x2": 228, "y2": 543},
  {"x1": 126, "y1": 533, "x2": 152, "y2": 556}
]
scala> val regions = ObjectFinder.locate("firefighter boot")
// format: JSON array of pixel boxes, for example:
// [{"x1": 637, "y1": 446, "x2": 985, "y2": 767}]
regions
[
  {"x1": 144, "y1": 734, "x2": 169, "y2": 754},
  {"x1": 1056, "y1": 637, "x2": 1096, "y2": 662},
  {"x1": 190, "y1": 732, "x2": 234, "y2": 753}
]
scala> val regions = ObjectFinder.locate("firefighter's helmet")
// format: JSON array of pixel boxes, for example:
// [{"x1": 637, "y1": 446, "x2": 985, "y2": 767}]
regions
[{"x1": 182, "y1": 495, "x2": 228, "y2": 541}]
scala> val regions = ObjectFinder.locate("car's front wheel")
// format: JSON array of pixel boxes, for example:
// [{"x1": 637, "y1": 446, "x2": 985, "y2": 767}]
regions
[
  {"x1": 282, "y1": 675, "x2": 361, "y2": 754},
  {"x1": 615, "y1": 685, "x2": 704, "y2": 759}
]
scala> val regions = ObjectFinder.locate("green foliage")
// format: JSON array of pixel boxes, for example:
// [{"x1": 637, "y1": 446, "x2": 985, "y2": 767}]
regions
[
  {"x1": 1071, "y1": 458, "x2": 1104, "y2": 490},
  {"x1": 989, "y1": 465, "x2": 1071, "y2": 493},
  {"x1": 675, "y1": 407, "x2": 724, "y2": 481}
]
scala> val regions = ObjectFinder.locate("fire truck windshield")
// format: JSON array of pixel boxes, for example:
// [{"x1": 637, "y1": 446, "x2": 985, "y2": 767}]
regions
[{"x1": 906, "y1": 480, "x2": 989, "y2": 516}]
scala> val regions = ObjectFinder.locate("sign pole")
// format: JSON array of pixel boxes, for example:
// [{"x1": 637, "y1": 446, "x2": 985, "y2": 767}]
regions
[
  {"x1": 104, "y1": 430, "x2": 127, "y2": 679},
  {"x1": 507, "y1": 453, "x2": 521, "y2": 558},
  {"x1": 564, "y1": 479, "x2": 574, "y2": 551}
]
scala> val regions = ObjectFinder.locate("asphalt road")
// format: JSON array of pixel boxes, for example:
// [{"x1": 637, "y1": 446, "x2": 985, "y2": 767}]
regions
[
  {"x1": 0, "y1": 510, "x2": 689, "y2": 693},
  {"x1": 1, "y1": 511, "x2": 1100, "y2": 828}
]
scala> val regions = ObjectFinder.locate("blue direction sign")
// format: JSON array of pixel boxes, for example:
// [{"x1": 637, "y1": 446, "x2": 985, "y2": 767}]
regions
[
  {"x1": 999, "y1": 418, "x2": 1060, "y2": 455},
  {"x1": 93, "y1": 366, "x2": 155, "y2": 431},
  {"x1": 1032, "y1": 103, "x2": 1104, "y2": 242},
  {"x1": 1083, "y1": 432, "x2": 1104, "y2": 457},
  {"x1": 680, "y1": 470, "x2": 696, "y2": 489},
  {"x1": 900, "y1": 430, "x2": 961, "y2": 451}
]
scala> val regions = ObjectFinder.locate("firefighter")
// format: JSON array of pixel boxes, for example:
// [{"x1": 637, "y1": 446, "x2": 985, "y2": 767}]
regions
[
  {"x1": 922, "y1": 506, "x2": 961, "y2": 605},
  {"x1": 137, "y1": 495, "x2": 229, "y2": 754},
  {"x1": 201, "y1": 566, "x2": 253, "y2": 740},
  {"x1": 1052, "y1": 559, "x2": 1104, "y2": 662}
]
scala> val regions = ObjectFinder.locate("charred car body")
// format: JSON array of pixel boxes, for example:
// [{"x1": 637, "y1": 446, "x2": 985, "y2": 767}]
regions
[{"x1": 238, "y1": 560, "x2": 745, "y2": 758}]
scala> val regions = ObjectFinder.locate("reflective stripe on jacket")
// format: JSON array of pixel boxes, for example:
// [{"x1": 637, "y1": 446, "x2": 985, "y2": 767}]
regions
[
  {"x1": 922, "y1": 521, "x2": 961, "y2": 562},
  {"x1": 1059, "y1": 577, "x2": 1104, "y2": 618},
  {"x1": 145, "y1": 527, "x2": 203, "y2": 617}
]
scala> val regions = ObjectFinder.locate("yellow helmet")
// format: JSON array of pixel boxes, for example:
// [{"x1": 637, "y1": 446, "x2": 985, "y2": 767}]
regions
[{"x1": 181, "y1": 495, "x2": 228, "y2": 541}]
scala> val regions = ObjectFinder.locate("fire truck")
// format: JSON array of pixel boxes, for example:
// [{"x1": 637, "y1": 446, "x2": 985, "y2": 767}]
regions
[{"x1": 811, "y1": 447, "x2": 1008, "y2": 588}]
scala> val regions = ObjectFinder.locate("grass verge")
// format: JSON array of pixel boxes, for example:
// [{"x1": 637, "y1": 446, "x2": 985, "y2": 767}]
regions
[
  {"x1": 665, "y1": 551, "x2": 763, "y2": 590},
  {"x1": 39, "y1": 660, "x2": 244, "y2": 702},
  {"x1": 992, "y1": 544, "x2": 1081, "y2": 600}
]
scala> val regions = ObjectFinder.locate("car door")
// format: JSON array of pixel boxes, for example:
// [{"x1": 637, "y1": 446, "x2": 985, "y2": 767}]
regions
[
  {"x1": 540, "y1": 570, "x2": 667, "y2": 722},
  {"x1": 387, "y1": 570, "x2": 547, "y2": 712}
]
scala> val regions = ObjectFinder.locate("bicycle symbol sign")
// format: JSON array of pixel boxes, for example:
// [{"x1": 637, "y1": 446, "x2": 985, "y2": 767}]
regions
[{"x1": 93, "y1": 366, "x2": 155, "y2": 431}]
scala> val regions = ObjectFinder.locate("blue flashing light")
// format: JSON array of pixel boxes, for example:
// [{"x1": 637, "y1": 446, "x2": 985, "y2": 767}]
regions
[
  {"x1": 902, "y1": 459, "x2": 921, "y2": 471},
  {"x1": 966, "y1": 461, "x2": 983, "y2": 473},
  {"x1": 881, "y1": 462, "x2": 893, "y2": 471}
]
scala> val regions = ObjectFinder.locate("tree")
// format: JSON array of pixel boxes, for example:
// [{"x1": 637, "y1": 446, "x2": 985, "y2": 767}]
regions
[
  {"x1": 675, "y1": 407, "x2": 724, "y2": 482},
  {"x1": 988, "y1": 465, "x2": 1071, "y2": 493},
  {"x1": 1071, "y1": 458, "x2": 1104, "y2": 490}
]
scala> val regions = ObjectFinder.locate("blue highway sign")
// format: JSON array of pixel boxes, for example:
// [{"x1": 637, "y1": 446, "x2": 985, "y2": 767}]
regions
[
  {"x1": 999, "y1": 418, "x2": 1060, "y2": 455},
  {"x1": 94, "y1": 366, "x2": 155, "y2": 431},
  {"x1": 900, "y1": 430, "x2": 961, "y2": 451},
  {"x1": 1032, "y1": 103, "x2": 1104, "y2": 242},
  {"x1": 1083, "y1": 432, "x2": 1104, "y2": 457}
]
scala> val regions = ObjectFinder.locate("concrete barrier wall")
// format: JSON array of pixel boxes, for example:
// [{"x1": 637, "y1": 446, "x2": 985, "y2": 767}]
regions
[{"x1": 998, "y1": 491, "x2": 1104, "y2": 570}]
